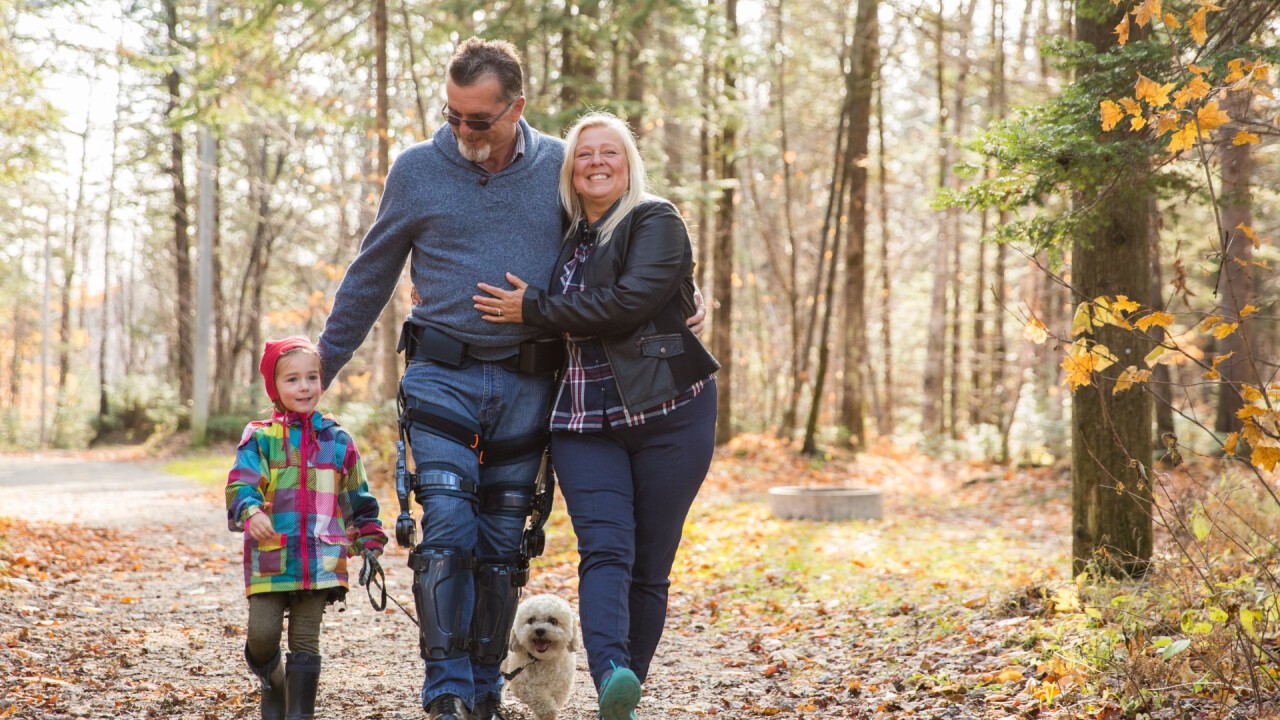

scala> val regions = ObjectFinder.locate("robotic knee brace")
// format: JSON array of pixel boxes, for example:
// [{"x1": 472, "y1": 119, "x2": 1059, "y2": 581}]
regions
[{"x1": 396, "y1": 391, "x2": 556, "y2": 664}]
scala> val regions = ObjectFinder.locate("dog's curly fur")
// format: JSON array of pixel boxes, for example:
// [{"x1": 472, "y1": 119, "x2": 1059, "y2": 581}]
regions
[{"x1": 501, "y1": 594, "x2": 579, "y2": 720}]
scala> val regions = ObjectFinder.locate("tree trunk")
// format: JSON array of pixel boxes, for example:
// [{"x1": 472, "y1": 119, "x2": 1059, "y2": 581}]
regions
[
  {"x1": 839, "y1": 0, "x2": 877, "y2": 449},
  {"x1": 1213, "y1": 88, "x2": 1254, "y2": 435},
  {"x1": 165, "y1": 0, "x2": 194, "y2": 406},
  {"x1": 1071, "y1": 1, "x2": 1153, "y2": 578},
  {"x1": 921, "y1": 7, "x2": 951, "y2": 444},
  {"x1": 374, "y1": 0, "x2": 400, "y2": 401},
  {"x1": 59, "y1": 106, "x2": 92, "y2": 402},
  {"x1": 875, "y1": 67, "x2": 893, "y2": 438},
  {"x1": 773, "y1": 0, "x2": 803, "y2": 440},
  {"x1": 712, "y1": 0, "x2": 739, "y2": 446},
  {"x1": 696, "y1": 56, "x2": 713, "y2": 291},
  {"x1": 1148, "y1": 201, "x2": 1174, "y2": 445},
  {"x1": 623, "y1": 3, "x2": 652, "y2": 137},
  {"x1": 99, "y1": 60, "x2": 128, "y2": 420}
]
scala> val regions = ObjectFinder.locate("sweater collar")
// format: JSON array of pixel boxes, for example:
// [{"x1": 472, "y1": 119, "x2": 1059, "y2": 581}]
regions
[{"x1": 434, "y1": 118, "x2": 536, "y2": 175}]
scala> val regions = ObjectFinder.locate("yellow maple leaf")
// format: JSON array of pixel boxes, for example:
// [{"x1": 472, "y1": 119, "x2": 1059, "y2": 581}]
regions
[
  {"x1": 1187, "y1": 7, "x2": 1209, "y2": 45},
  {"x1": 1242, "y1": 384, "x2": 1263, "y2": 402},
  {"x1": 1132, "y1": 0, "x2": 1162, "y2": 27},
  {"x1": 1163, "y1": 12, "x2": 1181, "y2": 28},
  {"x1": 1251, "y1": 446, "x2": 1280, "y2": 473},
  {"x1": 1236, "y1": 224, "x2": 1260, "y2": 248},
  {"x1": 1233, "y1": 130, "x2": 1261, "y2": 145},
  {"x1": 1136, "y1": 311, "x2": 1174, "y2": 331},
  {"x1": 1187, "y1": 63, "x2": 1210, "y2": 75},
  {"x1": 1062, "y1": 340, "x2": 1116, "y2": 390},
  {"x1": 1130, "y1": 115, "x2": 1147, "y2": 131},
  {"x1": 1144, "y1": 344, "x2": 1168, "y2": 367},
  {"x1": 1062, "y1": 353, "x2": 1095, "y2": 391},
  {"x1": 1238, "y1": 405, "x2": 1265, "y2": 420},
  {"x1": 1224, "y1": 432, "x2": 1238, "y2": 456},
  {"x1": 1225, "y1": 59, "x2": 1247, "y2": 83},
  {"x1": 1024, "y1": 316, "x2": 1049, "y2": 345},
  {"x1": 1241, "y1": 304, "x2": 1260, "y2": 317},
  {"x1": 1196, "y1": 101, "x2": 1232, "y2": 135},
  {"x1": 1115, "y1": 15, "x2": 1131, "y2": 45},
  {"x1": 1114, "y1": 366, "x2": 1152, "y2": 394},
  {"x1": 1100, "y1": 100, "x2": 1124, "y2": 131},
  {"x1": 1167, "y1": 122, "x2": 1198, "y2": 153},
  {"x1": 1119, "y1": 97, "x2": 1143, "y2": 116},
  {"x1": 1072, "y1": 302, "x2": 1095, "y2": 336},
  {"x1": 1135, "y1": 74, "x2": 1176, "y2": 108},
  {"x1": 1174, "y1": 77, "x2": 1212, "y2": 108},
  {"x1": 1154, "y1": 111, "x2": 1182, "y2": 136},
  {"x1": 1212, "y1": 322, "x2": 1240, "y2": 339},
  {"x1": 1111, "y1": 295, "x2": 1140, "y2": 314},
  {"x1": 1204, "y1": 352, "x2": 1233, "y2": 380},
  {"x1": 1201, "y1": 314, "x2": 1226, "y2": 331}
]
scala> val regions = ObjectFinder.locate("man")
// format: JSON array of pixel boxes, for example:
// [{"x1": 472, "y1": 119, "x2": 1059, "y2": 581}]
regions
[{"x1": 319, "y1": 38, "x2": 563, "y2": 720}]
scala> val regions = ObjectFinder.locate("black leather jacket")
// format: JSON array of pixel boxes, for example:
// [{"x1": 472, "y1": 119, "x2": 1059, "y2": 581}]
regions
[{"x1": 522, "y1": 197, "x2": 720, "y2": 413}]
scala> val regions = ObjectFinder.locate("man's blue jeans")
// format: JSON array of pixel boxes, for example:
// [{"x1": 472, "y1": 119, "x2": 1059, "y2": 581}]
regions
[{"x1": 401, "y1": 358, "x2": 554, "y2": 709}]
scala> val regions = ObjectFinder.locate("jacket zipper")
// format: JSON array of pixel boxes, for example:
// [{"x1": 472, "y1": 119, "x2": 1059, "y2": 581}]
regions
[{"x1": 298, "y1": 415, "x2": 310, "y2": 589}]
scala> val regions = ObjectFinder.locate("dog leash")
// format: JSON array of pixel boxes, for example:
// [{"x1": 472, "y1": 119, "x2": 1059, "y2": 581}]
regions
[
  {"x1": 502, "y1": 656, "x2": 540, "y2": 681},
  {"x1": 359, "y1": 550, "x2": 419, "y2": 626}
]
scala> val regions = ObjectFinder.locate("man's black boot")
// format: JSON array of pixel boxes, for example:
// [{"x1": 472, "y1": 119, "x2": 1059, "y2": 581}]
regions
[
  {"x1": 426, "y1": 693, "x2": 470, "y2": 720},
  {"x1": 284, "y1": 652, "x2": 321, "y2": 720},
  {"x1": 472, "y1": 692, "x2": 508, "y2": 720},
  {"x1": 244, "y1": 644, "x2": 286, "y2": 720}
]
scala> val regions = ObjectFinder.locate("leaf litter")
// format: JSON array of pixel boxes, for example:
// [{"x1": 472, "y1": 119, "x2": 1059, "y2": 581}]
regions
[{"x1": 0, "y1": 436, "x2": 1190, "y2": 719}]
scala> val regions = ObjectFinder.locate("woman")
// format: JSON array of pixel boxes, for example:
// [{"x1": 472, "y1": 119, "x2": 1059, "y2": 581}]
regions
[{"x1": 473, "y1": 111, "x2": 719, "y2": 720}]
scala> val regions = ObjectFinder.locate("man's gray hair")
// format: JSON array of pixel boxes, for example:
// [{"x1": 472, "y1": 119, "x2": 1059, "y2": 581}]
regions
[{"x1": 448, "y1": 37, "x2": 524, "y2": 101}]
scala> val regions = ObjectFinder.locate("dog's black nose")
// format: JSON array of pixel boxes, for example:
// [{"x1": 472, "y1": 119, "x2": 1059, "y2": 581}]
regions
[{"x1": 535, "y1": 628, "x2": 545, "y2": 637}]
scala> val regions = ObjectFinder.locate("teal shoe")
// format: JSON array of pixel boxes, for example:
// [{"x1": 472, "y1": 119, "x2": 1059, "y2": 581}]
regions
[{"x1": 598, "y1": 665, "x2": 641, "y2": 720}]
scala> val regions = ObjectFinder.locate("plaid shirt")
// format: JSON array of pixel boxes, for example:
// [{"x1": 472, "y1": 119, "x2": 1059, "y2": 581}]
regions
[
  {"x1": 549, "y1": 234, "x2": 708, "y2": 432},
  {"x1": 226, "y1": 411, "x2": 387, "y2": 596}
]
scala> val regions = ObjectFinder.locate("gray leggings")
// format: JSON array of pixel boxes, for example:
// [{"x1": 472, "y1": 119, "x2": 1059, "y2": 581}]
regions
[{"x1": 245, "y1": 591, "x2": 328, "y2": 664}]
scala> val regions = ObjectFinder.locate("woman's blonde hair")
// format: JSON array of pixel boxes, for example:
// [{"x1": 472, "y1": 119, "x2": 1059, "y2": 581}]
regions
[{"x1": 559, "y1": 111, "x2": 648, "y2": 245}]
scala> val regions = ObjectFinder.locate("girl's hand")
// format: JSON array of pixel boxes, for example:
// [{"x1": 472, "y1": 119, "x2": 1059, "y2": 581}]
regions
[
  {"x1": 247, "y1": 511, "x2": 277, "y2": 542},
  {"x1": 474, "y1": 273, "x2": 527, "y2": 324}
]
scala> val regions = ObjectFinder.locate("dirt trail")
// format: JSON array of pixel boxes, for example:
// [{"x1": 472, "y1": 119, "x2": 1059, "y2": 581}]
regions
[{"x1": 0, "y1": 455, "x2": 752, "y2": 720}]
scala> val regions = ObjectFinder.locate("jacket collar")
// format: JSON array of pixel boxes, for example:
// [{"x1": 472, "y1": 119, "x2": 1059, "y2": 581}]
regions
[{"x1": 271, "y1": 410, "x2": 333, "y2": 432}]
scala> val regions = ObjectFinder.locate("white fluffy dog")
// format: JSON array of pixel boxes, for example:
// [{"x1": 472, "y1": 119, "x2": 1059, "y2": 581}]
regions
[{"x1": 502, "y1": 594, "x2": 579, "y2": 720}]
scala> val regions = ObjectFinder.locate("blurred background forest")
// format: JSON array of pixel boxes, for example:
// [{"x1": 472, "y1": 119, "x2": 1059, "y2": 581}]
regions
[{"x1": 0, "y1": 0, "x2": 1276, "y2": 468}]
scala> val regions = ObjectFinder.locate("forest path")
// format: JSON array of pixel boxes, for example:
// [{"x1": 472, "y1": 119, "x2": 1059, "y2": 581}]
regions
[{"x1": 0, "y1": 454, "x2": 756, "y2": 720}]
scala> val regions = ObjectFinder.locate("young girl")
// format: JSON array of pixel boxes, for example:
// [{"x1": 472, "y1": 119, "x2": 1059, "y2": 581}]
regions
[{"x1": 226, "y1": 336, "x2": 387, "y2": 720}]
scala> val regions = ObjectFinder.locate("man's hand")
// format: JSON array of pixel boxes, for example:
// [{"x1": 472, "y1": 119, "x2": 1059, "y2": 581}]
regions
[
  {"x1": 246, "y1": 511, "x2": 276, "y2": 542},
  {"x1": 686, "y1": 285, "x2": 707, "y2": 337}
]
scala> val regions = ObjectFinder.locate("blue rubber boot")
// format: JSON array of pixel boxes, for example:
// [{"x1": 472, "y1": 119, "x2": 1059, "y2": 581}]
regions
[{"x1": 598, "y1": 665, "x2": 641, "y2": 720}]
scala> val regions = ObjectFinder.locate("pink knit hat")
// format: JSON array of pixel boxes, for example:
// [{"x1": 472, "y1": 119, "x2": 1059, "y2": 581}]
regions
[{"x1": 259, "y1": 336, "x2": 318, "y2": 402}]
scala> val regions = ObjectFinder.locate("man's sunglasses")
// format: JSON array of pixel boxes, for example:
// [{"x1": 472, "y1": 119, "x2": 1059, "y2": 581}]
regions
[{"x1": 441, "y1": 98, "x2": 519, "y2": 131}]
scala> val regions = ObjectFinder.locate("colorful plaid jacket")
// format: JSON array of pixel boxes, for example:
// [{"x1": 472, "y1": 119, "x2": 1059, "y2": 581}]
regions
[{"x1": 226, "y1": 410, "x2": 387, "y2": 597}]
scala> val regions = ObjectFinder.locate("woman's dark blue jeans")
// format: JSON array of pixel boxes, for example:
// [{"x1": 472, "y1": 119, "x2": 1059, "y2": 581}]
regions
[{"x1": 551, "y1": 381, "x2": 717, "y2": 692}]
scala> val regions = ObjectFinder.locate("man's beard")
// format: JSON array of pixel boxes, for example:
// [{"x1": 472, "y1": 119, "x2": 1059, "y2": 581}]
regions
[{"x1": 458, "y1": 139, "x2": 492, "y2": 163}]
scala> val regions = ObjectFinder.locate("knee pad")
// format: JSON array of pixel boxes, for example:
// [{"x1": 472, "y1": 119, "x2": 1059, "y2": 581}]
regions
[
  {"x1": 413, "y1": 464, "x2": 479, "y2": 508},
  {"x1": 409, "y1": 546, "x2": 475, "y2": 661},
  {"x1": 469, "y1": 559, "x2": 522, "y2": 666}
]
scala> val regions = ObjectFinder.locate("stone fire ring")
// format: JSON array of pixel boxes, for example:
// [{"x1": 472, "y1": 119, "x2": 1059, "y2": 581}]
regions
[{"x1": 767, "y1": 486, "x2": 883, "y2": 521}]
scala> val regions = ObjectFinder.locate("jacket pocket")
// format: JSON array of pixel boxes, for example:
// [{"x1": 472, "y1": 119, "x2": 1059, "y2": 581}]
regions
[
  {"x1": 318, "y1": 535, "x2": 349, "y2": 574},
  {"x1": 638, "y1": 334, "x2": 684, "y2": 359},
  {"x1": 253, "y1": 534, "x2": 288, "y2": 576}
]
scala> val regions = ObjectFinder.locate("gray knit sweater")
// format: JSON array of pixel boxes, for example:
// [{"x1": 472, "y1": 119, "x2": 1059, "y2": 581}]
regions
[{"x1": 318, "y1": 119, "x2": 565, "y2": 386}]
